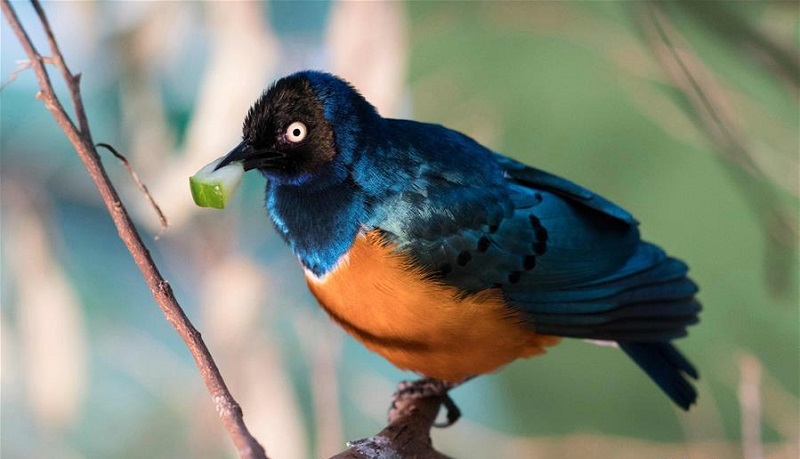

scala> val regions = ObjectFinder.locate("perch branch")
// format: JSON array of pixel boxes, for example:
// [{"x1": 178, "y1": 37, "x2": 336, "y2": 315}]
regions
[
  {"x1": 0, "y1": 2, "x2": 268, "y2": 458},
  {"x1": 329, "y1": 391, "x2": 451, "y2": 459}
]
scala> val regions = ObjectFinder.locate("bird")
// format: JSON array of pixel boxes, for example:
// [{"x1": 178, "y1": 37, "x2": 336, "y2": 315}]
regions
[{"x1": 215, "y1": 70, "x2": 701, "y2": 414}]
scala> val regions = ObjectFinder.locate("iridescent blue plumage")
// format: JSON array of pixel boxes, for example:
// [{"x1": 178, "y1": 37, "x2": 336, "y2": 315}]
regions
[{"x1": 224, "y1": 70, "x2": 701, "y2": 410}]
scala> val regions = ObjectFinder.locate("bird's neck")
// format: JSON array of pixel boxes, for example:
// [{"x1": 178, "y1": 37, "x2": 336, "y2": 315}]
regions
[{"x1": 266, "y1": 176, "x2": 366, "y2": 277}]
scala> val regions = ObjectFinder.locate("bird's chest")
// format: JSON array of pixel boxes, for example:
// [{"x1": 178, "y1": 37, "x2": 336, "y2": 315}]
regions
[
  {"x1": 304, "y1": 231, "x2": 559, "y2": 382},
  {"x1": 267, "y1": 181, "x2": 364, "y2": 276}
]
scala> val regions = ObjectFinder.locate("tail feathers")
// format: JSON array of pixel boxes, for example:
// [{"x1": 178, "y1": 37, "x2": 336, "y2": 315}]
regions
[{"x1": 620, "y1": 342, "x2": 698, "y2": 410}]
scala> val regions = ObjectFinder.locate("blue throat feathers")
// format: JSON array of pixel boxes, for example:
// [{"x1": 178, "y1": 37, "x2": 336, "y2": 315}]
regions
[{"x1": 266, "y1": 171, "x2": 366, "y2": 277}]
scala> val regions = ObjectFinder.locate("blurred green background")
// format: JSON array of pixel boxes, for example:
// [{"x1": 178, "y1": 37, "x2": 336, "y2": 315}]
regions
[{"x1": 1, "y1": 2, "x2": 797, "y2": 458}]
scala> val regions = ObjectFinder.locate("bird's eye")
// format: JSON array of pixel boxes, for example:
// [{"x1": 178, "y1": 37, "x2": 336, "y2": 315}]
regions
[{"x1": 285, "y1": 121, "x2": 307, "y2": 143}]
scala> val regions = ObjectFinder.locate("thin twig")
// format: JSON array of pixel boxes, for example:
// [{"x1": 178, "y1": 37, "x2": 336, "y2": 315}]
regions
[
  {"x1": 96, "y1": 142, "x2": 169, "y2": 238},
  {"x1": 0, "y1": 2, "x2": 268, "y2": 458},
  {"x1": 0, "y1": 59, "x2": 45, "y2": 91},
  {"x1": 648, "y1": 6, "x2": 748, "y2": 167},
  {"x1": 674, "y1": 2, "x2": 799, "y2": 91},
  {"x1": 30, "y1": 0, "x2": 90, "y2": 137},
  {"x1": 639, "y1": 3, "x2": 798, "y2": 296},
  {"x1": 1, "y1": 1, "x2": 81, "y2": 141}
]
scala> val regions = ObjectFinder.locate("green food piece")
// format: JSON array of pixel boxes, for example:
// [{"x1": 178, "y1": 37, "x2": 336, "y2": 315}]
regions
[{"x1": 189, "y1": 158, "x2": 244, "y2": 209}]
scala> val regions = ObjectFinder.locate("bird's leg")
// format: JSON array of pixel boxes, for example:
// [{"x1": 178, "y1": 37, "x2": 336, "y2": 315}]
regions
[{"x1": 389, "y1": 377, "x2": 471, "y2": 428}]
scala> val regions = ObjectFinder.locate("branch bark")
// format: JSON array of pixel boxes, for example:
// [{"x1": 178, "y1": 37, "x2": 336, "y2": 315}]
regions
[
  {"x1": 330, "y1": 392, "x2": 451, "y2": 459},
  {"x1": 0, "y1": 2, "x2": 268, "y2": 458}
]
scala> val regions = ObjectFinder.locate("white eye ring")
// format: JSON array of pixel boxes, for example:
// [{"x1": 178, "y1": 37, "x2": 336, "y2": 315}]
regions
[{"x1": 285, "y1": 121, "x2": 307, "y2": 143}]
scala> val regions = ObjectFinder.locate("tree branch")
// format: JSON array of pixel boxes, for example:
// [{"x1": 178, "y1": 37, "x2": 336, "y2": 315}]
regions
[
  {"x1": 0, "y1": 2, "x2": 268, "y2": 458},
  {"x1": 329, "y1": 391, "x2": 452, "y2": 459}
]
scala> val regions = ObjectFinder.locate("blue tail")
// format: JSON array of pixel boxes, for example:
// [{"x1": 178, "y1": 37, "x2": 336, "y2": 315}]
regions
[
  {"x1": 507, "y1": 244, "x2": 702, "y2": 409},
  {"x1": 620, "y1": 342, "x2": 699, "y2": 410}
]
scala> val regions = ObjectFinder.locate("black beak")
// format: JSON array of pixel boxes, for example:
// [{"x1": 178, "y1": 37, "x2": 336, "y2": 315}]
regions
[
  {"x1": 215, "y1": 141, "x2": 251, "y2": 171},
  {"x1": 214, "y1": 141, "x2": 283, "y2": 172}
]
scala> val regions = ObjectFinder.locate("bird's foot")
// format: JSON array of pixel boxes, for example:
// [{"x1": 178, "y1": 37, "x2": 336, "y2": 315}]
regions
[{"x1": 389, "y1": 377, "x2": 462, "y2": 428}]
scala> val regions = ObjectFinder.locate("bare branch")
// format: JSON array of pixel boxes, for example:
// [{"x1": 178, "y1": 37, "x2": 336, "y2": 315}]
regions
[
  {"x1": 0, "y1": 1, "x2": 268, "y2": 457},
  {"x1": 96, "y1": 142, "x2": 169, "y2": 238},
  {"x1": 1, "y1": 1, "x2": 81, "y2": 141},
  {"x1": 330, "y1": 392, "x2": 452, "y2": 459},
  {"x1": 30, "y1": 0, "x2": 90, "y2": 137}
]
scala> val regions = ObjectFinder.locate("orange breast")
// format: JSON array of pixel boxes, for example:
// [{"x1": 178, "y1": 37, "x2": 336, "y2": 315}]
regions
[{"x1": 304, "y1": 230, "x2": 560, "y2": 382}]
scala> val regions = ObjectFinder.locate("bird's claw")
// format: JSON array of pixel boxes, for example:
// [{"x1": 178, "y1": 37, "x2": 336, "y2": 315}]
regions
[{"x1": 389, "y1": 378, "x2": 462, "y2": 428}]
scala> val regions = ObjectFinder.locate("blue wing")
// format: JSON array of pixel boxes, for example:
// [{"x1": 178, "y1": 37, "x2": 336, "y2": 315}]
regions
[{"x1": 367, "y1": 127, "x2": 700, "y2": 407}]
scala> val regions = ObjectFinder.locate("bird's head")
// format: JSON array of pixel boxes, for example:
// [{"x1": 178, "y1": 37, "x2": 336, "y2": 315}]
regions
[{"x1": 216, "y1": 71, "x2": 379, "y2": 187}]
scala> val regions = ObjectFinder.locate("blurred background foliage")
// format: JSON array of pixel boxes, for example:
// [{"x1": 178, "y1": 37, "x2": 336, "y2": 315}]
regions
[{"x1": 1, "y1": 2, "x2": 798, "y2": 458}]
